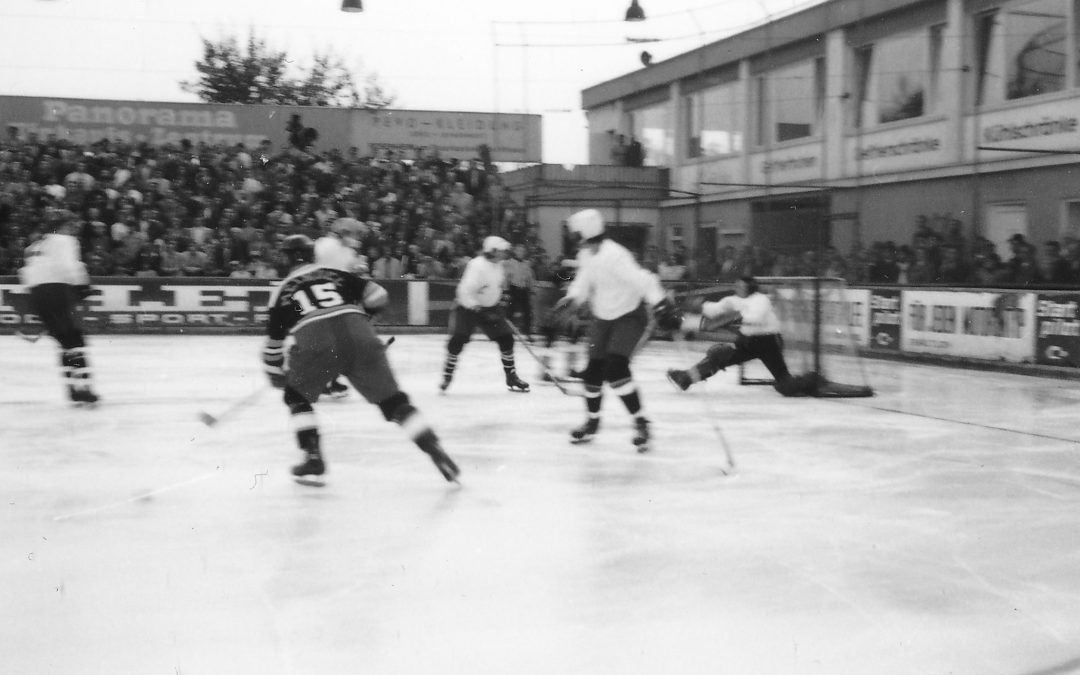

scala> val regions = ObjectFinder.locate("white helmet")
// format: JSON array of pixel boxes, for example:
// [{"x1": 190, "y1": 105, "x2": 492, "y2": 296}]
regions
[
  {"x1": 482, "y1": 235, "x2": 511, "y2": 253},
  {"x1": 567, "y1": 209, "x2": 605, "y2": 241}
]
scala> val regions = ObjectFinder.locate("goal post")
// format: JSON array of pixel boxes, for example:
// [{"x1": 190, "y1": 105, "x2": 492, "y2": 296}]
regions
[{"x1": 679, "y1": 276, "x2": 874, "y2": 398}]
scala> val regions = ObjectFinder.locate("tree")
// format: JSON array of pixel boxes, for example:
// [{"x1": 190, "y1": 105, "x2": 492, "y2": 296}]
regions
[{"x1": 181, "y1": 31, "x2": 395, "y2": 109}]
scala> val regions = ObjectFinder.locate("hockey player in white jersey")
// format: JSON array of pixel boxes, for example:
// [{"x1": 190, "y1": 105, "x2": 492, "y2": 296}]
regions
[
  {"x1": 439, "y1": 235, "x2": 530, "y2": 393},
  {"x1": 314, "y1": 217, "x2": 368, "y2": 274},
  {"x1": 556, "y1": 209, "x2": 682, "y2": 452},
  {"x1": 666, "y1": 275, "x2": 825, "y2": 397},
  {"x1": 18, "y1": 210, "x2": 100, "y2": 405}
]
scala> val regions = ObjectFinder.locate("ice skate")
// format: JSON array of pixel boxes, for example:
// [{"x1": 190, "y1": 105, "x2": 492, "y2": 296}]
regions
[
  {"x1": 505, "y1": 372, "x2": 530, "y2": 393},
  {"x1": 69, "y1": 387, "x2": 100, "y2": 407},
  {"x1": 438, "y1": 376, "x2": 452, "y2": 394},
  {"x1": 292, "y1": 453, "x2": 326, "y2": 487},
  {"x1": 422, "y1": 442, "x2": 460, "y2": 483},
  {"x1": 666, "y1": 368, "x2": 693, "y2": 391},
  {"x1": 570, "y1": 418, "x2": 600, "y2": 444},
  {"x1": 632, "y1": 417, "x2": 651, "y2": 454},
  {"x1": 325, "y1": 378, "x2": 349, "y2": 400}
]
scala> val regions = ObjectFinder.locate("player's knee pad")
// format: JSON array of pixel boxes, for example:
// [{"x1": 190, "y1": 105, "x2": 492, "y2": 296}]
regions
[
  {"x1": 603, "y1": 354, "x2": 631, "y2": 383},
  {"x1": 447, "y1": 335, "x2": 468, "y2": 355},
  {"x1": 378, "y1": 391, "x2": 413, "y2": 422},
  {"x1": 705, "y1": 343, "x2": 737, "y2": 370},
  {"x1": 495, "y1": 334, "x2": 515, "y2": 353},
  {"x1": 284, "y1": 386, "x2": 313, "y2": 413},
  {"x1": 582, "y1": 358, "x2": 606, "y2": 386}
]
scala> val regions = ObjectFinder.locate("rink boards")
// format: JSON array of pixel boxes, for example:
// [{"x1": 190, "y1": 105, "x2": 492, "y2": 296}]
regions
[{"x1": 2, "y1": 278, "x2": 1080, "y2": 373}]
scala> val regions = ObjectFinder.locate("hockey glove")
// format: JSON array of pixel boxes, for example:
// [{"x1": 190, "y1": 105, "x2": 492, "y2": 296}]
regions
[
  {"x1": 652, "y1": 297, "x2": 684, "y2": 332},
  {"x1": 75, "y1": 284, "x2": 96, "y2": 300},
  {"x1": 262, "y1": 339, "x2": 287, "y2": 389}
]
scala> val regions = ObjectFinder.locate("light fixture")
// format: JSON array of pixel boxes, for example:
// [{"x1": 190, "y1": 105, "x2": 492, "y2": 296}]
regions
[
  {"x1": 624, "y1": 0, "x2": 645, "y2": 22},
  {"x1": 341, "y1": 0, "x2": 363, "y2": 12}
]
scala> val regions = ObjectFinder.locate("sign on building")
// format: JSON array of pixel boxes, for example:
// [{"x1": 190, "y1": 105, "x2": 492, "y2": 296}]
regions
[{"x1": 0, "y1": 95, "x2": 542, "y2": 163}]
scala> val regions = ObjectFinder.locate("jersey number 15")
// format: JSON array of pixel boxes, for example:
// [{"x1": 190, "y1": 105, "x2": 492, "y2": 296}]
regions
[{"x1": 293, "y1": 282, "x2": 345, "y2": 314}]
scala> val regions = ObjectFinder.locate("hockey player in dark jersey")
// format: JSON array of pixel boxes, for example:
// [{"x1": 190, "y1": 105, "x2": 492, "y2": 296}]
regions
[
  {"x1": 18, "y1": 210, "x2": 100, "y2": 406},
  {"x1": 263, "y1": 235, "x2": 459, "y2": 486},
  {"x1": 535, "y1": 259, "x2": 587, "y2": 383}
]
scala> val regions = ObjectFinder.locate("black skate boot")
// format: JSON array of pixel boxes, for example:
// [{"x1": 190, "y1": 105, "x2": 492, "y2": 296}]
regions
[
  {"x1": 69, "y1": 387, "x2": 100, "y2": 407},
  {"x1": 570, "y1": 418, "x2": 600, "y2": 444},
  {"x1": 438, "y1": 375, "x2": 452, "y2": 394},
  {"x1": 632, "y1": 417, "x2": 651, "y2": 453},
  {"x1": 666, "y1": 368, "x2": 693, "y2": 392},
  {"x1": 292, "y1": 451, "x2": 326, "y2": 487},
  {"x1": 505, "y1": 372, "x2": 530, "y2": 393},
  {"x1": 325, "y1": 378, "x2": 349, "y2": 400},
  {"x1": 418, "y1": 435, "x2": 460, "y2": 483}
]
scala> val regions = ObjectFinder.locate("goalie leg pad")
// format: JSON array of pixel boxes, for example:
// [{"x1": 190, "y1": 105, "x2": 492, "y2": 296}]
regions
[
  {"x1": 774, "y1": 373, "x2": 817, "y2": 397},
  {"x1": 698, "y1": 343, "x2": 738, "y2": 380}
]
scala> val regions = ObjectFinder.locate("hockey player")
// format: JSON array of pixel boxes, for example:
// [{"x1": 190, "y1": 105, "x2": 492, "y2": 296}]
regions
[
  {"x1": 263, "y1": 234, "x2": 459, "y2": 486},
  {"x1": 556, "y1": 209, "x2": 682, "y2": 453},
  {"x1": 666, "y1": 275, "x2": 822, "y2": 396},
  {"x1": 439, "y1": 235, "x2": 530, "y2": 393},
  {"x1": 535, "y1": 259, "x2": 586, "y2": 383},
  {"x1": 19, "y1": 210, "x2": 100, "y2": 406},
  {"x1": 313, "y1": 221, "x2": 368, "y2": 399}
]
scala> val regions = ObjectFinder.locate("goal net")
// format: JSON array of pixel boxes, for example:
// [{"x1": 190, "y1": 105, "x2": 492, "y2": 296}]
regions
[{"x1": 681, "y1": 276, "x2": 874, "y2": 398}]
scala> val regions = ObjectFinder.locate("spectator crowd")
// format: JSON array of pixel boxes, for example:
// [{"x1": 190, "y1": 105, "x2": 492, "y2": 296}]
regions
[
  {"x1": 0, "y1": 129, "x2": 553, "y2": 282},
  {"x1": 2, "y1": 130, "x2": 1078, "y2": 290},
  {"x1": 644, "y1": 213, "x2": 1080, "y2": 289}
]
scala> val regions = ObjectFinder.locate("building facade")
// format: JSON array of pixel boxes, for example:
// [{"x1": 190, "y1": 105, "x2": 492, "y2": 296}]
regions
[{"x1": 576, "y1": 0, "x2": 1080, "y2": 277}]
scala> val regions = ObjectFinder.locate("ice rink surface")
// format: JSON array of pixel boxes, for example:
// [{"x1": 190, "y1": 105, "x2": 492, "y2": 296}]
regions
[{"x1": 3, "y1": 332, "x2": 1080, "y2": 675}]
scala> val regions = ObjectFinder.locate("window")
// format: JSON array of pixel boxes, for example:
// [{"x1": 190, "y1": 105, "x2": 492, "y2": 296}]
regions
[
  {"x1": 854, "y1": 26, "x2": 944, "y2": 127},
  {"x1": 755, "y1": 57, "x2": 824, "y2": 145},
  {"x1": 976, "y1": 0, "x2": 1067, "y2": 106},
  {"x1": 629, "y1": 103, "x2": 673, "y2": 166},
  {"x1": 685, "y1": 81, "x2": 743, "y2": 159}
]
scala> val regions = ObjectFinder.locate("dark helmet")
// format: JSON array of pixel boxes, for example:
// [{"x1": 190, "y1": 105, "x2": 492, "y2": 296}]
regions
[
  {"x1": 738, "y1": 275, "x2": 759, "y2": 294},
  {"x1": 281, "y1": 234, "x2": 314, "y2": 265}
]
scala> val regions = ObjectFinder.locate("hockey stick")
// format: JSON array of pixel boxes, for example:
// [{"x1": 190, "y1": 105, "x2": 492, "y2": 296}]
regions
[
  {"x1": 503, "y1": 318, "x2": 583, "y2": 397},
  {"x1": 671, "y1": 331, "x2": 736, "y2": 475},
  {"x1": 197, "y1": 385, "x2": 269, "y2": 427}
]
